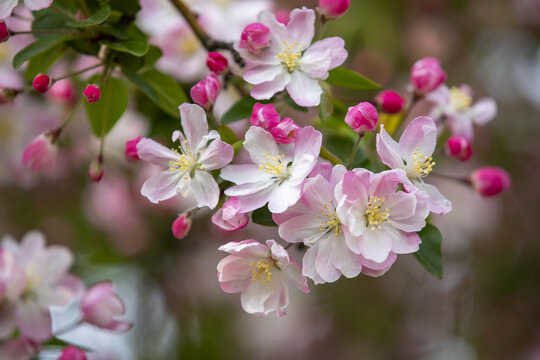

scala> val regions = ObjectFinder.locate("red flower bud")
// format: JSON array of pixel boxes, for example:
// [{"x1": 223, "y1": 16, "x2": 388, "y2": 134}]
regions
[
  {"x1": 206, "y1": 52, "x2": 228, "y2": 74},
  {"x1": 0, "y1": 22, "x2": 9, "y2": 43},
  {"x1": 125, "y1": 136, "x2": 143, "y2": 162},
  {"x1": 445, "y1": 136, "x2": 472, "y2": 162},
  {"x1": 345, "y1": 102, "x2": 379, "y2": 133},
  {"x1": 239, "y1": 23, "x2": 270, "y2": 55},
  {"x1": 410, "y1": 57, "x2": 446, "y2": 94},
  {"x1": 375, "y1": 90, "x2": 406, "y2": 114},
  {"x1": 172, "y1": 213, "x2": 192, "y2": 240},
  {"x1": 58, "y1": 346, "x2": 87, "y2": 360},
  {"x1": 83, "y1": 85, "x2": 101, "y2": 103},
  {"x1": 32, "y1": 74, "x2": 51, "y2": 94},
  {"x1": 88, "y1": 158, "x2": 104, "y2": 182},
  {"x1": 319, "y1": 0, "x2": 350, "y2": 19},
  {"x1": 470, "y1": 166, "x2": 511, "y2": 197}
]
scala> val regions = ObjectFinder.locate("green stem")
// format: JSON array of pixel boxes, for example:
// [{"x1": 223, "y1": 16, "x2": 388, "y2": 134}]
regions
[
  {"x1": 430, "y1": 172, "x2": 471, "y2": 185},
  {"x1": 346, "y1": 133, "x2": 365, "y2": 169},
  {"x1": 11, "y1": 30, "x2": 79, "y2": 36},
  {"x1": 53, "y1": 62, "x2": 104, "y2": 83},
  {"x1": 206, "y1": 111, "x2": 219, "y2": 130},
  {"x1": 320, "y1": 145, "x2": 344, "y2": 165},
  {"x1": 54, "y1": 98, "x2": 84, "y2": 137}
]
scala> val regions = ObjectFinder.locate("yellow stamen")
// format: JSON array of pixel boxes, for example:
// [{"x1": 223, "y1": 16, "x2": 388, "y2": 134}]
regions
[
  {"x1": 276, "y1": 41, "x2": 303, "y2": 73},
  {"x1": 168, "y1": 140, "x2": 204, "y2": 179},
  {"x1": 365, "y1": 196, "x2": 390, "y2": 230},
  {"x1": 411, "y1": 147, "x2": 435, "y2": 178},
  {"x1": 258, "y1": 151, "x2": 286, "y2": 177},
  {"x1": 317, "y1": 201, "x2": 342, "y2": 238},
  {"x1": 449, "y1": 86, "x2": 473, "y2": 112},
  {"x1": 250, "y1": 260, "x2": 273, "y2": 283}
]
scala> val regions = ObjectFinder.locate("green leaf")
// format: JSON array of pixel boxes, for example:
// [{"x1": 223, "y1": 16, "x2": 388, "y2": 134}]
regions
[
  {"x1": 142, "y1": 46, "x2": 163, "y2": 69},
  {"x1": 222, "y1": 98, "x2": 257, "y2": 124},
  {"x1": 138, "y1": 68, "x2": 187, "y2": 117},
  {"x1": 32, "y1": 9, "x2": 71, "y2": 33},
  {"x1": 85, "y1": 76, "x2": 128, "y2": 137},
  {"x1": 13, "y1": 36, "x2": 69, "y2": 69},
  {"x1": 66, "y1": 5, "x2": 110, "y2": 27},
  {"x1": 122, "y1": 68, "x2": 159, "y2": 103},
  {"x1": 100, "y1": 38, "x2": 149, "y2": 57},
  {"x1": 326, "y1": 67, "x2": 380, "y2": 90},
  {"x1": 319, "y1": 81, "x2": 334, "y2": 122},
  {"x1": 109, "y1": 0, "x2": 141, "y2": 16},
  {"x1": 252, "y1": 206, "x2": 276, "y2": 227},
  {"x1": 414, "y1": 223, "x2": 443, "y2": 279},
  {"x1": 283, "y1": 93, "x2": 308, "y2": 112},
  {"x1": 217, "y1": 125, "x2": 238, "y2": 145},
  {"x1": 25, "y1": 45, "x2": 65, "y2": 82}
]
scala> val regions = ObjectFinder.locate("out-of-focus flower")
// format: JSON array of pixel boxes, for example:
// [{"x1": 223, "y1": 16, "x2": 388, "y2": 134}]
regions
[
  {"x1": 206, "y1": 52, "x2": 228, "y2": 74},
  {"x1": 0, "y1": 248, "x2": 25, "y2": 304},
  {"x1": 80, "y1": 281, "x2": 132, "y2": 332},
  {"x1": 211, "y1": 197, "x2": 249, "y2": 231},
  {"x1": 32, "y1": 74, "x2": 51, "y2": 94},
  {"x1": 87, "y1": 158, "x2": 104, "y2": 182},
  {"x1": 83, "y1": 85, "x2": 101, "y2": 103},
  {"x1": 377, "y1": 116, "x2": 452, "y2": 214},
  {"x1": 21, "y1": 132, "x2": 58, "y2": 172},
  {"x1": 217, "y1": 239, "x2": 309, "y2": 316},
  {"x1": 318, "y1": 0, "x2": 350, "y2": 19},
  {"x1": 221, "y1": 126, "x2": 322, "y2": 214},
  {"x1": 0, "y1": 21, "x2": 9, "y2": 43},
  {"x1": 0, "y1": 0, "x2": 53, "y2": 19},
  {"x1": 48, "y1": 80, "x2": 76, "y2": 104},
  {"x1": 0, "y1": 337, "x2": 39, "y2": 360},
  {"x1": 239, "y1": 8, "x2": 347, "y2": 107},
  {"x1": 190, "y1": 72, "x2": 221, "y2": 110},
  {"x1": 171, "y1": 213, "x2": 192, "y2": 240},
  {"x1": 58, "y1": 345, "x2": 87, "y2": 360},
  {"x1": 239, "y1": 23, "x2": 270, "y2": 55},
  {"x1": 125, "y1": 136, "x2": 143, "y2": 162},
  {"x1": 345, "y1": 102, "x2": 379, "y2": 133},
  {"x1": 445, "y1": 136, "x2": 472, "y2": 162},
  {"x1": 137, "y1": 103, "x2": 234, "y2": 209},
  {"x1": 410, "y1": 57, "x2": 446, "y2": 94},
  {"x1": 470, "y1": 166, "x2": 511, "y2": 197},
  {"x1": 375, "y1": 90, "x2": 406, "y2": 114}
]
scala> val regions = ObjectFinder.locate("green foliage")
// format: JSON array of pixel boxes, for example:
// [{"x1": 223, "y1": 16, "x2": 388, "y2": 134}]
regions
[
  {"x1": 138, "y1": 68, "x2": 188, "y2": 118},
  {"x1": 251, "y1": 206, "x2": 276, "y2": 227},
  {"x1": 327, "y1": 66, "x2": 380, "y2": 90},
  {"x1": 222, "y1": 98, "x2": 258, "y2": 124},
  {"x1": 414, "y1": 223, "x2": 444, "y2": 279},
  {"x1": 24, "y1": 46, "x2": 65, "y2": 82},
  {"x1": 66, "y1": 5, "x2": 111, "y2": 27},
  {"x1": 13, "y1": 36, "x2": 71, "y2": 69},
  {"x1": 319, "y1": 81, "x2": 334, "y2": 122},
  {"x1": 85, "y1": 76, "x2": 128, "y2": 137},
  {"x1": 99, "y1": 25, "x2": 149, "y2": 57},
  {"x1": 217, "y1": 125, "x2": 238, "y2": 145}
]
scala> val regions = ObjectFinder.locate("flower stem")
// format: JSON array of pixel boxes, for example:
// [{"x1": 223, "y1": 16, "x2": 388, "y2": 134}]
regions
[
  {"x1": 395, "y1": 93, "x2": 422, "y2": 136},
  {"x1": 53, "y1": 62, "x2": 105, "y2": 83},
  {"x1": 430, "y1": 172, "x2": 471, "y2": 185},
  {"x1": 51, "y1": 4, "x2": 77, "y2": 21},
  {"x1": 346, "y1": 133, "x2": 365, "y2": 169},
  {"x1": 320, "y1": 145, "x2": 344, "y2": 165},
  {"x1": 10, "y1": 30, "x2": 79, "y2": 36},
  {"x1": 54, "y1": 98, "x2": 84, "y2": 137},
  {"x1": 206, "y1": 111, "x2": 219, "y2": 130}
]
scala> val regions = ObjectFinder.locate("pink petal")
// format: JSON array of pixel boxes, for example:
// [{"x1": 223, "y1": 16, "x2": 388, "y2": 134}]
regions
[
  {"x1": 24, "y1": 0, "x2": 53, "y2": 11},
  {"x1": 267, "y1": 182, "x2": 301, "y2": 213},
  {"x1": 251, "y1": 72, "x2": 291, "y2": 100},
  {"x1": 136, "y1": 138, "x2": 177, "y2": 167},
  {"x1": 278, "y1": 214, "x2": 325, "y2": 244},
  {"x1": 198, "y1": 138, "x2": 234, "y2": 170},
  {"x1": 244, "y1": 64, "x2": 284, "y2": 85},
  {"x1": 391, "y1": 230, "x2": 421, "y2": 254},
  {"x1": 16, "y1": 300, "x2": 52, "y2": 341},
  {"x1": 399, "y1": 116, "x2": 437, "y2": 162},
  {"x1": 243, "y1": 126, "x2": 280, "y2": 163},
  {"x1": 286, "y1": 8, "x2": 316, "y2": 47},
  {"x1": 416, "y1": 181, "x2": 452, "y2": 215},
  {"x1": 0, "y1": 0, "x2": 17, "y2": 20},
  {"x1": 358, "y1": 228, "x2": 393, "y2": 263},
  {"x1": 286, "y1": 71, "x2": 323, "y2": 107},
  {"x1": 469, "y1": 98, "x2": 497, "y2": 125},
  {"x1": 179, "y1": 103, "x2": 208, "y2": 151},
  {"x1": 376, "y1": 125, "x2": 404, "y2": 169},
  {"x1": 190, "y1": 170, "x2": 220, "y2": 209},
  {"x1": 301, "y1": 37, "x2": 347, "y2": 78},
  {"x1": 140, "y1": 170, "x2": 179, "y2": 204},
  {"x1": 220, "y1": 164, "x2": 272, "y2": 185}
]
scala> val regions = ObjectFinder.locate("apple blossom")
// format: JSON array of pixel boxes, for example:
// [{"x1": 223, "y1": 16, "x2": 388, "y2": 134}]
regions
[
  {"x1": 58, "y1": 346, "x2": 87, "y2": 360},
  {"x1": 172, "y1": 213, "x2": 191, "y2": 239},
  {"x1": 470, "y1": 166, "x2": 511, "y2": 197},
  {"x1": 0, "y1": 0, "x2": 53, "y2": 19},
  {"x1": 32, "y1": 74, "x2": 51, "y2": 94},
  {"x1": 80, "y1": 281, "x2": 132, "y2": 332},
  {"x1": 211, "y1": 197, "x2": 250, "y2": 231},
  {"x1": 319, "y1": 0, "x2": 350, "y2": 19},
  {"x1": 206, "y1": 52, "x2": 229, "y2": 74},
  {"x1": 125, "y1": 136, "x2": 142, "y2": 162},
  {"x1": 250, "y1": 103, "x2": 300, "y2": 144},
  {"x1": 446, "y1": 136, "x2": 472, "y2": 162},
  {"x1": 270, "y1": 118, "x2": 300, "y2": 144},
  {"x1": 22, "y1": 132, "x2": 58, "y2": 172},
  {"x1": 83, "y1": 85, "x2": 101, "y2": 103},
  {"x1": 410, "y1": 57, "x2": 446, "y2": 94},
  {"x1": 375, "y1": 90, "x2": 406, "y2": 114},
  {"x1": 190, "y1": 72, "x2": 221, "y2": 110},
  {"x1": 239, "y1": 23, "x2": 270, "y2": 55},
  {"x1": 345, "y1": 101, "x2": 379, "y2": 133}
]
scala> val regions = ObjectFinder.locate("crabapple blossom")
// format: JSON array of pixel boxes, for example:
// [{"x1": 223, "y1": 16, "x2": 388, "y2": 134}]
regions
[
  {"x1": 0, "y1": 0, "x2": 53, "y2": 19},
  {"x1": 125, "y1": 136, "x2": 142, "y2": 162},
  {"x1": 345, "y1": 102, "x2": 379, "y2": 134},
  {"x1": 274, "y1": 10, "x2": 291, "y2": 25},
  {"x1": 0, "y1": 248, "x2": 25, "y2": 304},
  {"x1": 87, "y1": 159, "x2": 104, "y2": 182},
  {"x1": 80, "y1": 281, "x2": 132, "y2": 332},
  {"x1": 190, "y1": 72, "x2": 221, "y2": 110},
  {"x1": 376, "y1": 116, "x2": 452, "y2": 215},
  {"x1": 319, "y1": 0, "x2": 351, "y2": 19},
  {"x1": 239, "y1": 23, "x2": 270, "y2": 55},
  {"x1": 410, "y1": 57, "x2": 446, "y2": 94},
  {"x1": 137, "y1": 103, "x2": 234, "y2": 209},
  {"x1": 58, "y1": 346, "x2": 87, "y2": 360},
  {"x1": 239, "y1": 7, "x2": 348, "y2": 107},
  {"x1": 470, "y1": 166, "x2": 511, "y2": 197},
  {"x1": 48, "y1": 80, "x2": 76, "y2": 104},
  {"x1": 83, "y1": 85, "x2": 101, "y2": 103},
  {"x1": 206, "y1": 52, "x2": 228, "y2": 74},
  {"x1": 217, "y1": 239, "x2": 309, "y2": 316},
  {"x1": 211, "y1": 197, "x2": 250, "y2": 231},
  {"x1": 32, "y1": 74, "x2": 51, "y2": 94},
  {"x1": 172, "y1": 213, "x2": 191, "y2": 240},
  {"x1": 375, "y1": 90, "x2": 406, "y2": 114},
  {"x1": 220, "y1": 125, "x2": 322, "y2": 214},
  {"x1": 22, "y1": 132, "x2": 58, "y2": 172},
  {"x1": 250, "y1": 103, "x2": 300, "y2": 144},
  {"x1": 335, "y1": 169, "x2": 430, "y2": 263},
  {"x1": 0, "y1": 22, "x2": 9, "y2": 43},
  {"x1": 446, "y1": 136, "x2": 472, "y2": 162},
  {"x1": 270, "y1": 117, "x2": 300, "y2": 144}
]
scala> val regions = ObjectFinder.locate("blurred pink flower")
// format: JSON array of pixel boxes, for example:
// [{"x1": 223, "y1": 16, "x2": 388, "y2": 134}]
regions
[
  {"x1": 470, "y1": 166, "x2": 511, "y2": 197},
  {"x1": 80, "y1": 281, "x2": 132, "y2": 332},
  {"x1": 319, "y1": 0, "x2": 350, "y2": 19},
  {"x1": 410, "y1": 57, "x2": 446, "y2": 94},
  {"x1": 211, "y1": 197, "x2": 249, "y2": 231},
  {"x1": 0, "y1": 0, "x2": 53, "y2": 19},
  {"x1": 171, "y1": 213, "x2": 192, "y2": 240},
  {"x1": 21, "y1": 132, "x2": 58, "y2": 172},
  {"x1": 58, "y1": 345, "x2": 87, "y2": 360}
]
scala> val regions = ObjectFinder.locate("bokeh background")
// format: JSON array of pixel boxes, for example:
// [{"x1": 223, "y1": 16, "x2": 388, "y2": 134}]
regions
[{"x1": 1, "y1": 0, "x2": 539, "y2": 359}]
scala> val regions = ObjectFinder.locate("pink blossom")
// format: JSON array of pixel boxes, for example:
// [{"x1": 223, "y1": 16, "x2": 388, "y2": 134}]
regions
[
  {"x1": 87, "y1": 159, "x2": 104, "y2": 182},
  {"x1": 0, "y1": 21, "x2": 9, "y2": 42},
  {"x1": 32, "y1": 74, "x2": 51, "y2": 94},
  {"x1": 83, "y1": 85, "x2": 101, "y2": 103},
  {"x1": 58, "y1": 345, "x2": 87, "y2": 360},
  {"x1": 0, "y1": 0, "x2": 53, "y2": 19},
  {"x1": 238, "y1": 8, "x2": 348, "y2": 107},
  {"x1": 470, "y1": 166, "x2": 511, "y2": 197},
  {"x1": 137, "y1": 103, "x2": 234, "y2": 209},
  {"x1": 239, "y1": 23, "x2": 270, "y2": 55},
  {"x1": 125, "y1": 136, "x2": 143, "y2": 162},
  {"x1": 376, "y1": 116, "x2": 452, "y2": 215},
  {"x1": 211, "y1": 197, "x2": 249, "y2": 231},
  {"x1": 445, "y1": 136, "x2": 472, "y2": 162},
  {"x1": 217, "y1": 239, "x2": 309, "y2": 316},
  {"x1": 270, "y1": 118, "x2": 300, "y2": 144},
  {"x1": 274, "y1": 10, "x2": 290, "y2": 25},
  {"x1": 0, "y1": 337, "x2": 39, "y2": 360},
  {"x1": 0, "y1": 248, "x2": 25, "y2": 304},
  {"x1": 250, "y1": 103, "x2": 281, "y2": 130},
  {"x1": 80, "y1": 281, "x2": 132, "y2": 332},
  {"x1": 335, "y1": 169, "x2": 430, "y2": 263},
  {"x1": 48, "y1": 80, "x2": 76, "y2": 104},
  {"x1": 375, "y1": 90, "x2": 406, "y2": 114},
  {"x1": 21, "y1": 132, "x2": 58, "y2": 172},
  {"x1": 190, "y1": 72, "x2": 221, "y2": 110},
  {"x1": 319, "y1": 0, "x2": 350, "y2": 19},
  {"x1": 221, "y1": 126, "x2": 322, "y2": 214},
  {"x1": 172, "y1": 213, "x2": 191, "y2": 239},
  {"x1": 206, "y1": 52, "x2": 228, "y2": 74},
  {"x1": 345, "y1": 102, "x2": 379, "y2": 133},
  {"x1": 410, "y1": 57, "x2": 446, "y2": 94}
]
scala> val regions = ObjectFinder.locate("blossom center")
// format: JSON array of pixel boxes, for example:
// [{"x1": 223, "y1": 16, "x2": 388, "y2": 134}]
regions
[
  {"x1": 410, "y1": 147, "x2": 435, "y2": 178},
  {"x1": 365, "y1": 196, "x2": 390, "y2": 230},
  {"x1": 259, "y1": 151, "x2": 288, "y2": 178},
  {"x1": 449, "y1": 87, "x2": 472, "y2": 112},
  {"x1": 178, "y1": 34, "x2": 200, "y2": 56},
  {"x1": 317, "y1": 201, "x2": 342, "y2": 238},
  {"x1": 250, "y1": 260, "x2": 273, "y2": 283},
  {"x1": 169, "y1": 140, "x2": 204, "y2": 177},
  {"x1": 276, "y1": 41, "x2": 303, "y2": 73}
]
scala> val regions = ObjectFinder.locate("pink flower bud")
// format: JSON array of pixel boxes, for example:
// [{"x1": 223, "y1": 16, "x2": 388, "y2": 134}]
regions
[
  {"x1": 319, "y1": 0, "x2": 350, "y2": 19},
  {"x1": 125, "y1": 136, "x2": 142, "y2": 162},
  {"x1": 206, "y1": 52, "x2": 228, "y2": 74},
  {"x1": 0, "y1": 22, "x2": 9, "y2": 43},
  {"x1": 271, "y1": 118, "x2": 300, "y2": 144},
  {"x1": 83, "y1": 85, "x2": 101, "y2": 103},
  {"x1": 88, "y1": 158, "x2": 104, "y2": 182},
  {"x1": 239, "y1": 23, "x2": 270, "y2": 55},
  {"x1": 172, "y1": 213, "x2": 192, "y2": 240},
  {"x1": 446, "y1": 136, "x2": 472, "y2": 162},
  {"x1": 470, "y1": 166, "x2": 511, "y2": 197},
  {"x1": 48, "y1": 79, "x2": 76, "y2": 104},
  {"x1": 375, "y1": 90, "x2": 406, "y2": 114},
  {"x1": 250, "y1": 103, "x2": 280, "y2": 131},
  {"x1": 274, "y1": 10, "x2": 291, "y2": 25},
  {"x1": 410, "y1": 57, "x2": 446, "y2": 94},
  {"x1": 58, "y1": 346, "x2": 87, "y2": 360},
  {"x1": 22, "y1": 132, "x2": 58, "y2": 172},
  {"x1": 190, "y1": 72, "x2": 221, "y2": 110},
  {"x1": 345, "y1": 102, "x2": 379, "y2": 133},
  {"x1": 32, "y1": 74, "x2": 51, "y2": 94},
  {"x1": 80, "y1": 281, "x2": 132, "y2": 332},
  {"x1": 211, "y1": 197, "x2": 249, "y2": 231}
]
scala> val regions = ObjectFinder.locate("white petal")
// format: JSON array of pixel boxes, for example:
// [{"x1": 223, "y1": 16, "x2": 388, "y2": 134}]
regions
[
  {"x1": 24, "y1": 0, "x2": 53, "y2": 11},
  {"x1": 190, "y1": 170, "x2": 220, "y2": 209},
  {"x1": 286, "y1": 71, "x2": 322, "y2": 107},
  {"x1": 137, "y1": 138, "x2": 177, "y2": 167},
  {"x1": 141, "y1": 170, "x2": 180, "y2": 204},
  {"x1": 0, "y1": 0, "x2": 17, "y2": 19},
  {"x1": 179, "y1": 103, "x2": 208, "y2": 152}
]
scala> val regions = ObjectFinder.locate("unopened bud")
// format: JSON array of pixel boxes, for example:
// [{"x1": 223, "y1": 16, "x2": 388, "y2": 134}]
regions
[
  {"x1": 190, "y1": 72, "x2": 221, "y2": 110},
  {"x1": 375, "y1": 90, "x2": 405, "y2": 114},
  {"x1": 58, "y1": 346, "x2": 87, "y2": 360},
  {"x1": 470, "y1": 166, "x2": 511, "y2": 197},
  {"x1": 83, "y1": 85, "x2": 101, "y2": 103},
  {"x1": 211, "y1": 197, "x2": 249, "y2": 231},
  {"x1": 345, "y1": 102, "x2": 379, "y2": 133},
  {"x1": 206, "y1": 52, "x2": 228, "y2": 74},
  {"x1": 125, "y1": 136, "x2": 142, "y2": 162},
  {"x1": 319, "y1": 0, "x2": 350, "y2": 19},
  {"x1": 446, "y1": 136, "x2": 472, "y2": 162},
  {"x1": 22, "y1": 132, "x2": 58, "y2": 171},
  {"x1": 88, "y1": 158, "x2": 104, "y2": 182},
  {"x1": 172, "y1": 213, "x2": 192, "y2": 240},
  {"x1": 410, "y1": 57, "x2": 446, "y2": 94},
  {"x1": 239, "y1": 23, "x2": 270, "y2": 55},
  {"x1": 32, "y1": 74, "x2": 51, "y2": 94},
  {"x1": 0, "y1": 22, "x2": 9, "y2": 43},
  {"x1": 271, "y1": 118, "x2": 300, "y2": 144}
]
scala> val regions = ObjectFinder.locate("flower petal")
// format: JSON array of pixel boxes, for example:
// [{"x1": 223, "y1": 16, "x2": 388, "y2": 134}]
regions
[
  {"x1": 179, "y1": 103, "x2": 208, "y2": 151},
  {"x1": 469, "y1": 98, "x2": 497, "y2": 126},
  {"x1": 376, "y1": 125, "x2": 404, "y2": 169},
  {"x1": 416, "y1": 181, "x2": 452, "y2": 215},
  {"x1": 244, "y1": 64, "x2": 284, "y2": 85},
  {"x1": 24, "y1": 0, "x2": 53, "y2": 11},
  {"x1": 199, "y1": 138, "x2": 234, "y2": 170},
  {"x1": 286, "y1": 71, "x2": 322, "y2": 107},
  {"x1": 141, "y1": 170, "x2": 179, "y2": 204},
  {"x1": 0, "y1": 0, "x2": 17, "y2": 20},
  {"x1": 267, "y1": 182, "x2": 301, "y2": 213},
  {"x1": 301, "y1": 37, "x2": 347, "y2": 78},
  {"x1": 243, "y1": 126, "x2": 279, "y2": 163},
  {"x1": 251, "y1": 72, "x2": 291, "y2": 100},
  {"x1": 137, "y1": 138, "x2": 177, "y2": 167},
  {"x1": 286, "y1": 7, "x2": 315, "y2": 47},
  {"x1": 358, "y1": 229, "x2": 393, "y2": 263},
  {"x1": 220, "y1": 164, "x2": 272, "y2": 185},
  {"x1": 399, "y1": 116, "x2": 437, "y2": 162},
  {"x1": 190, "y1": 170, "x2": 220, "y2": 209}
]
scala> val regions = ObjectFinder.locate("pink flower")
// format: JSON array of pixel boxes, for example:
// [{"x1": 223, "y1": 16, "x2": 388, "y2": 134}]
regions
[
  {"x1": 125, "y1": 136, "x2": 143, "y2": 162},
  {"x1": 410, "y1": 57, "x2": 446, "y2": 94},
  {"x1": 190, "y1": 72, "x2": 221, "y2": 110},
  {"x1": 211, "y1": 197, "x2": 249, "y2": 231},
  {"x1": 0, "y1": 337, "x2": 39, "y2": 360},
  {"x1": 0, "y1": 248, "x2": 25, "y2": 303},
  {"x1": 21, "y1": 132, "x2": 58, "y2": 172},
  {"x1": 172, "y1": 213, "x2": 191, "y2": 239},
  {"x1": 239, "y1": 8, "x2": 348, "y2": 107},
  {"x1": 87, "y1": 159, "x2": 104, "y2": 182},
  {"x1": 274, "y1": 10, "x2": 290, "y2": 25},
  {"x1": 58, "y1": 346, "x2": 87, "y2": 360},
  {"x1": 80, "y1": 281, "x2": 132, "y2": 332},
  {"x1": 137, "y1": 103, "x2": 234, "y2": 209},
  {"x1": 445, "y1": 136, "x2": 472, "y2": 162},
  {"x1": 83, "y1": 85, "x2": 101, "y2": 103},
  {"x1": 376, "y1": 116, "x2": 452, "y2": 215},
  {"x1": 250, "y1": 103, "x2": 280, "y2": 131},
  {"x1": 206, "y1": 52, "x2": 228, "y2": 74},
  {"x1": 239, "y1": 23, "x2": 271, "y2": 55},
  {"x1": 48, "y1": 80, "x2": 76, "y2": 104},
  {"x1": 270, "y1": 118, "x2": 300, "y2": 144},
  {"x1": 217, "y1": 239, "x2": 309, "y2": 316},
  {"x1": 426, "y1": 84, "x2": 497, "y2": 140},
  {"x1": 32, "y1": 74, "x2": 51, "y2": 94},
  {"x1": 375, "y1": 90, "x2": 406, "y2": 114},
  {"x1": 345, "y1": 102, "x2": 379, "y2": 133},
  {"x1": 221, "y1": 126, "x2": 322, "y2": 214},
  {"x1": 0, "y1": 22, "x2": 9, "y2": 43},
  {"x1": 0, "y1": 0, "x2": 53, "y2": 19},
  {"x1": 470, "y1": 166, "x2": 511, "y2": 197},
  {"x1": 319, "y1": 0, "x2": 350, "y2": 19},
  {"x1": 335, "y1": 169, "x2": 430, "y2": 263}
]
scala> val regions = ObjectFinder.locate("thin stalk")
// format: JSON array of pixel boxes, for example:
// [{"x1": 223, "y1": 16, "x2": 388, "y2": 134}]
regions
[
  {"x1": 76, "y1": 0, "x2": 91, "y2": 17},
  {"x1": 11, "y1": 30, "x2": 79, "y2": 36},
  {"x1": 54, "y1": 98, "x2": 84, "y2": 137},
  {"x1": 395, "y1": 93, "x2": 422, "y2": 136},
  {"x1": 206, "y1": 111, "x2": 219, "y2": 130},
  {"x1": 346, "y1": 133, "x2": 365, "y2": 169},
  {"x1": 430, "y1": 172, "x2": 471, "y2": 185},
  {"x1": 51, "y1": 4, "x2": 77, "y2": 21},
  {"x1": 53, "y1": 62, "x2": 104, "y2": 83},
  {"x1": 320, "y1": 145, "x2": 344, "y2": 165}
]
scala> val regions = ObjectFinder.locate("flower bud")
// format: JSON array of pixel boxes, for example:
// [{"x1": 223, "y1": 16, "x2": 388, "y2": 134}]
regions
[
  {"x1": 206, "y1": 52, "x2": 228, "y2": 74},
  {"x1": 48, "y1": 79, "x2": 76, "y2": 104},
  {"x1": 470, "y1": 166, "x2": 511, "y2": 197},
  {"x1": 58, "y1": 346, "x2": 87, "y2": 360},
  {"x1": 80, "y1": 281, "x2": 132, "y2": 332},
  {"x1": 446, "y1": 136, "x2": 472, "y2": 162},
  {"x1": 250, "y1": 103, "x2": 280, "y2": 131},
  {"x1": 83, "y1": 85, "x2": 101, "y2": 103},
  {"x1": 32, "y1": 74, "x2": 51, "y2": 94},
  {"x1": 88, "y1": 158, "x2": 104, "y2": 182},
  {"x1": 0, "y1": 22, "x2": 9, "y2": 43},
  {"x1": 375, "y1": 90, "x2": 405, "y2": 114},
  {"x1": 190, "y1": 72, "x2": 221, "y2": 110},
  {"x1": 211, "y1": 197, "x2": 249, "y2": 231},
  {"x1": 319, "y1": 0, "x2": 350, "y2": 19},
  {"x1": 22, "y1": 132, "x2": 58, "y2": 172},
  {"x1": 271, "y1": 118, "x2": 300, "y2": 144},
  {"x1": 239, "y1": 23, "x2": 270, "y2": 55},
  {"x1": 125, "y1": 136, "x2": 142, "y2": 162},
  {"x1": 345, "y1": 102, "x2": 379, "y2": 133},
  {"x1": 410, "y1": 57, "x2": 446, "y2": 94},
  {"x1": 172, "y1": 213, "x2": 191, "y2": 240}
]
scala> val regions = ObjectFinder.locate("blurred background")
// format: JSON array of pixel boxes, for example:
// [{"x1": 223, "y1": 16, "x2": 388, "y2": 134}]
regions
[{"x1": 1, "y1": 0, "x2": 539, "y2": 359}]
